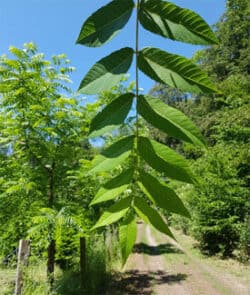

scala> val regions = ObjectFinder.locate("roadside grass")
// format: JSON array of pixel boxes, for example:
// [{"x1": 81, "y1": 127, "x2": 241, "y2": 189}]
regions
[
  {"x1": 149, "y1": 225, "x2": 250, "y2": 295},
  {"x1": 172, "y1": 228, "x2": 250, "y2": 283},
  {"x1": 0, "y1": 267, "x2": 16, "y2": 295}
]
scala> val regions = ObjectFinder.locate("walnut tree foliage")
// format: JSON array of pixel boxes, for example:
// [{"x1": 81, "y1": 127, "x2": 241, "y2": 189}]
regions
[
  {"x1": 0, "y1": 43, "x2": 95, "y2": 262},
  {"x1": 76, "y1": 0, "x2": 218, "y2": 264}
]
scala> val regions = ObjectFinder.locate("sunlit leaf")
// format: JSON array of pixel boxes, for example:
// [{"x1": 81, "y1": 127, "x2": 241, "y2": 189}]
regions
[
  {"x1": 139, "y1": 0, "x2": 218, "y2": 45},
  {"x1": 92, "y1": 196, "x2": 132, "y2": 229},
  {"x1": 90, "y1": 168, "x2": 134, "y2": 205},
  {"x1": 137, "y1": 95, "x2": 205, "y2": 147},
  {"x1": 77, "y1": 0, "x2": 134, "y2": 47},
  {"x1": 138, "y1": 47, "x2": 218, "y2": 93},
  {"x1": 138, "y1": 136, "x2": 196, "y2": 183},
  {"x1": 89, "y1": 93, "x2": 134, "y2": 138},
  {"x1": 79, "y1": 47, "x2": 134, "y2": 94},
  {"x1": 138, "y1": 170, "x2": 190, "y2": 217},
  {"x1": 134, "y1": 197, "x2": 174, "y2": 239},
  {"x1": 90, "y1": 136, "x2": 134, "y2": 173},
  {"x1": 119, "y1": 212, "x2": 137, "y2": 265}
]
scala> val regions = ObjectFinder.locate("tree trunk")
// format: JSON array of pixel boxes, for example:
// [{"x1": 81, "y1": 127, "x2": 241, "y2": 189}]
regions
[
  {"x1": 47, "y1": 161, "x2": 56, "y2": 286},
  {"x1": 47, "y1": 239, "x2": 56, "y2": 286},
  {"x1": 80, "y1": 237, "x2": 86, "y2": 291}
]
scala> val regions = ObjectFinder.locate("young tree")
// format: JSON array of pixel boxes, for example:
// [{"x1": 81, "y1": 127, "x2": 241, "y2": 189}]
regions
[{"x1": 0, "y1": 43, "x2": 92, "y2": 283}]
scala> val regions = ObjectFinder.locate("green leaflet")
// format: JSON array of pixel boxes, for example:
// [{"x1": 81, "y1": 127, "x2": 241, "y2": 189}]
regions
[
  {"x1": 139, "y1": 0, "x2": 218, "y2": 45},
  {"x1": 134, "y1": 197, "x2": 174, "y2": 239},
  {"x1": 137, "y1": 95, "x2": 205, "y2": 147},
  {"x1": 138, "y1": 47, "x2": 218, "y2": 94},
  {"x1": 90, "y1": 168, "x2": 134, "y2": 206},
  {"x1": 119, "y1": 212, "x2": 137, "y2": 265},
  {"x1": 89, "y1": 93, "x2": 134, "y2": 138},
  {"x1": 138, "y1": 170, "x2": 190, "y2": 218},
  {"x1": 78, "y1": 47, "x2": 134, "y2": 94},
  {"x1": 90, "y1": 136, "x2": 134, "y2": 173},
  {"x1": 77, "y1": 0, "x2": 134, "y2": 47},
  {"x1": 92, "y1": 196, "x2": 132, "y2": 230},
  {"x1": 138, "y1": 136, "x2": 196, "y2": 184}
]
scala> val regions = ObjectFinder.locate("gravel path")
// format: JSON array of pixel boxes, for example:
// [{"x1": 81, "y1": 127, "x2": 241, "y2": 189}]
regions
[{"x1": 122, "y1": 222, "x2": 250, "y2": 295}]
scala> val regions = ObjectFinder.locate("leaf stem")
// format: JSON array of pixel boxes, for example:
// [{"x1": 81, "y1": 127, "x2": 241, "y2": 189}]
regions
[{"x1": 135, "y1": 0, "x2": 140, "y2": 175}]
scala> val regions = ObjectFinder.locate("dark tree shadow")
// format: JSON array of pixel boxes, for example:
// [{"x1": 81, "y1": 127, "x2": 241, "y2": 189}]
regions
[
  {"x1": 108, "y1": 269, "x2": 188, "y2": 295},
  {"x1": 133, "y1": 242, "x2": 183, "y2": 256},
  {"x1": 53, "y1": 269, "x2": 188, "y2": 295}
]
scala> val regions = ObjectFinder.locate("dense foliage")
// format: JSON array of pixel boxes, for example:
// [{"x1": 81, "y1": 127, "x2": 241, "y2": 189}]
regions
[
  {"x1": 0, "y1": 0, "x2": 248, "y2": 294},
  {"x1": 150, "y1": 0, "x2": 249, "y2": 258},
  {"x1": 0, "y1": 43, "x2": 103, "y2": 285}
]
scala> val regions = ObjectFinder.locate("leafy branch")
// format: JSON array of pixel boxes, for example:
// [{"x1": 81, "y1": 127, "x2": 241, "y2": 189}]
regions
[{"x1": 76, "y1": 0, "x2": 218, "y2": 264}]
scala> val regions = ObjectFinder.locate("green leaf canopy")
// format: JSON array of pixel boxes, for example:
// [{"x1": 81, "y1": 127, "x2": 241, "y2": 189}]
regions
[
  {"x1": 119, "y1": 212, "x2": 137, "y2": 265},
  {"x1": 77, "y1": 0, "x2": 135, "y2": 47},
  {"x1": 89, "y1": 93, "x2": 134, "y2": 138},
  {"x1": 138, "y1": 170, "x2": 190, "y2": 217},
  {"x1": 137, "y1": 95, "x2": 205, "y2": 147},
  {"x1": 139, "y1": 0, "x2": 218, "y2": 45},
  {"x1": 134, "y1": 197, "x2": 174, "y2": 239},
  {"x1": 138, "y1": 47, "x2": 218, "y2": 93},
  {"x1": 92, "y1": 196, "x2": 132, "y2": 230},
  {"x1": 90, "y1": 136, "x2": 134, "y2": 173},
  {"x1": 79, "y1": 47, "x2": 134, "y2": 94},
  {"x1": 90, "y1": 168, "x2": 134, "y2": 206},
  {"x1": 138, "y1": 136, "x2": 196, "y2": 183}
]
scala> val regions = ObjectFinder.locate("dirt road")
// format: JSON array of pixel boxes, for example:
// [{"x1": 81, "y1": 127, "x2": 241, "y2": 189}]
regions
[{"x1": 116, "y1": 222, "x2": 250, "y2": 295}]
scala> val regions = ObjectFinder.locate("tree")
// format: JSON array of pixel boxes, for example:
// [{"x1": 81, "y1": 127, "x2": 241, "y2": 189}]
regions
[
  {"x1": 75, "y1": 0, "x2": 218, "y2": 264},
  {"x1": 0, "y1": 43, "x2": 93, "y2": 284},
  {"x1": 194, "y1": 0, "x2": 250, "y2": 80},
  {"x1": 161, "y1": 0, "x2": 250, "y2": 258}
]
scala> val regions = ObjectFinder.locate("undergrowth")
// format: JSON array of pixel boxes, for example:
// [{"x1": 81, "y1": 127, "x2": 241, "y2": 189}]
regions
[{"x1": 1, "y1": 231, "x2": 120, "y2": 295}]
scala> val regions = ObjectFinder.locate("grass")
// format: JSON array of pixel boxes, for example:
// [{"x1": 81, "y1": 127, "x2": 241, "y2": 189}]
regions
[
  {"x1": 172, "y1": 228, "x2": 250, "y2": 283},
  {"x1": 0, "y1": 231, "x2": 121, "y2": 295},
  {"x1": 146, "y1": 224, "x2": 250, "y2": 295},
  {"x1": 0, "y1": 267, "x2": 16, "y2": 295}
]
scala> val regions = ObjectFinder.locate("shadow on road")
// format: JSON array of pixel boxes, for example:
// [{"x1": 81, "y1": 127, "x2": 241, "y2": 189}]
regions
[
  {"x1": 109, "y1": 269, "x2": 188, "y2": 295},
  {"x1": 133, "y1": 242, "x2": 183, "y2": 256}
]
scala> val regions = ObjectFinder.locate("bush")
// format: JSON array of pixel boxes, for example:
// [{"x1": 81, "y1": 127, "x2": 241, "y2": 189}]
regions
[
  {"x1": 187, "y1": 145, "x2": 248, "y2": 257},
  {"x1": 239, "y1": 212, "x2": 250, "y2": 262}
]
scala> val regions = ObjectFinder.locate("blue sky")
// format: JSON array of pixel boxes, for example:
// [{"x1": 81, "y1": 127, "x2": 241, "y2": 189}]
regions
[{"x1": 0, "y1": 0, "x2": 226, "y2": 94}]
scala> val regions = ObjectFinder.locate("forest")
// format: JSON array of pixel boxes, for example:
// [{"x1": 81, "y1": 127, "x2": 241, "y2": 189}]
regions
[{"x1": 0, "y1": 0, "x2": 249, "y2": 294}]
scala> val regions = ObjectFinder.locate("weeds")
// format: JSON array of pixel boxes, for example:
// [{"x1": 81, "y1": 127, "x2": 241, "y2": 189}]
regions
[{"x1": 0, "y1": 231, "x2": 120, "y2": 295}]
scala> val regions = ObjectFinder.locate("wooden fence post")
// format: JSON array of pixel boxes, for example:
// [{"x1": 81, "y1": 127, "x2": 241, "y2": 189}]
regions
[{"x1": 14, "y1": 239, "x2": 30, "y2": 295}]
